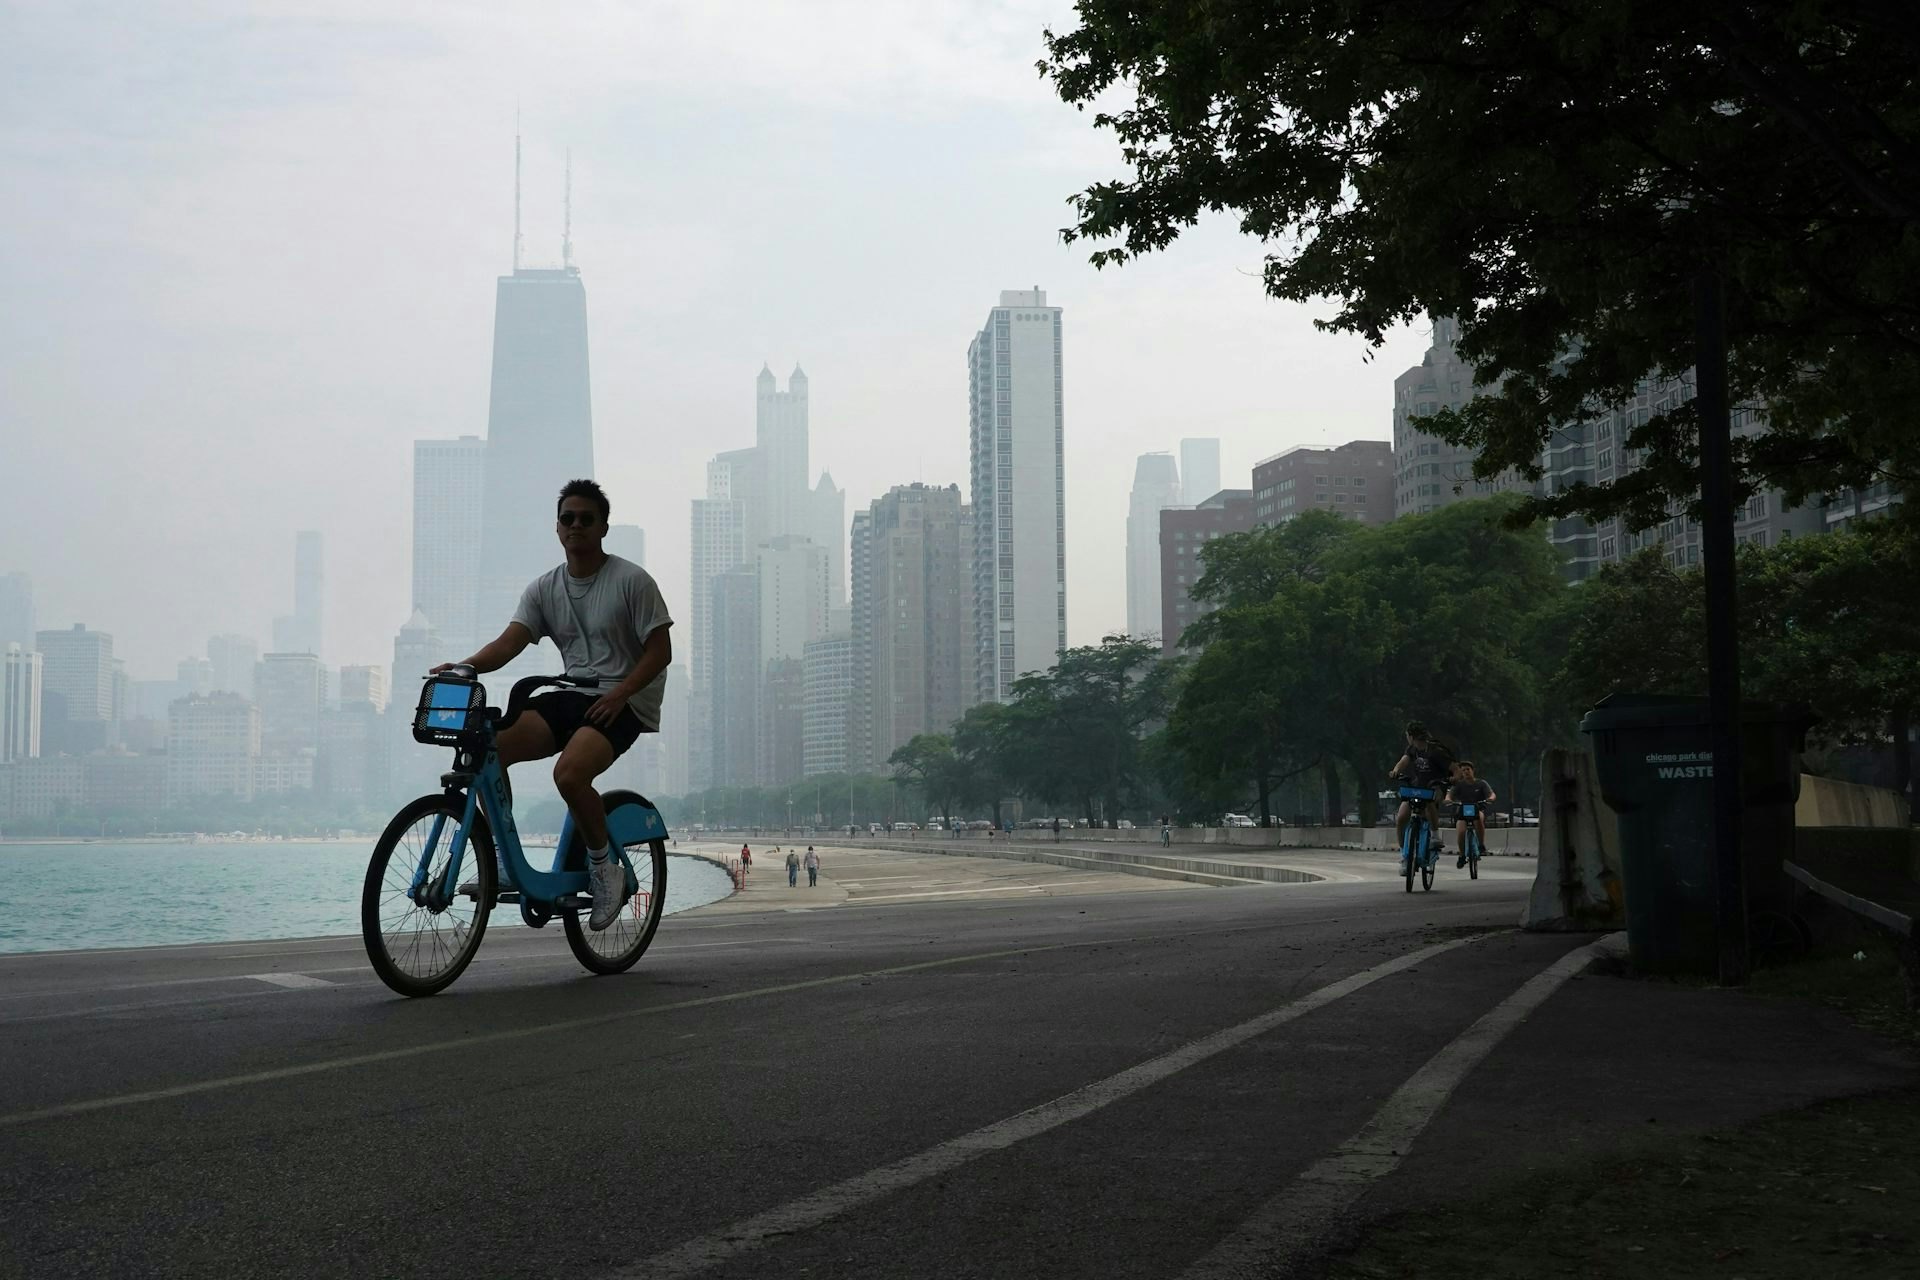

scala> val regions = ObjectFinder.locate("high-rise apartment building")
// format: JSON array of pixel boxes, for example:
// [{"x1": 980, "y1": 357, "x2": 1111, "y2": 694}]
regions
[
  {"x1": 968, "y1": 288, "x2": 1066, "y2": 702},
  {"x1": 385, "y1": 609, "x2": 439, "y2": 802},
  {"x1": 1252, "y1": 441, "x2": 1392, "y2": 525},
  {"x1": 412, "y1": 435, "x2": 486, "y2": 656},
  {"x1": 707, "y1": 566, "x2": 761, "y2": 789},
  {"x1": 1392, "y1": 318, "x2": 1530, "y2": 518},
  {"x1": 1179, "y1": 439, "x2": 1222, "y2": 508},
  {"x1": 847, "y1": 509, "x2": 875, "y2": 775},
  {"x1": 802, "y1": 626, "x2": 853, "y2": 779},
  {"x1": 861, "y1": 484, "x2": 970, "y2": 766},
  {"x1": 756, "y1": 364, "x2": 810, "y2": 547},
  {"x1": 177, "y1": 657, "x2": 214, "y2": 698},
  {"x1": 166, "y1": 692, "x2": 259, "y2": 804},
  {"x1": 35, "y1": 624, "x2": 114, "y2": 755},
  {"x1": 756, "y1": 536, "x2": 830, "y2": 666},
  {"x1": 477, "y1": 265, "x2": 595, "y2": 633},
  {"x1": 1126, "y1": 454, "x2": 1184, "y2": 639},
  {"x1": 1158, "y1": 491, "x2": 1258, "y2": 655},
  {"x1": 2, "y1": 643, "x2": 42, "y2": 763},
  {"x1": 1570, "y1": 374, "x2": 1823, "y2": 576},
  {"x1": 338, "y1": 665, "x2": 388, "y2": 711},
  {"x1": 0, "y1": 573, "x2": 33, "y2": 653}
]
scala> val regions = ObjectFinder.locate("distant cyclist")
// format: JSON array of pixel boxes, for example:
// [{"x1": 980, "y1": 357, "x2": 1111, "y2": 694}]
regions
[
  {"x1": 1449, "y1": 762, "x2": 1496, "y2": 868},
  {"x1": 432, "y1": 479, "x2": 674, "y2": 931},
  {"x1": 1388, "y1": 721, "x2": 1456, "y2": 871}
]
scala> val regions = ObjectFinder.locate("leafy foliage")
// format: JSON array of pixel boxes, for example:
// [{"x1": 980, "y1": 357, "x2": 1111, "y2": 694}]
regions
[{"x1": 1041, "y1": 1, "x2": 1920, "y2": 523}]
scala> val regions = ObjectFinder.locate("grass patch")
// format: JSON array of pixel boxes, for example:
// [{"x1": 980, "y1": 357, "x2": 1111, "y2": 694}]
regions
[
  {"x1": 1324, "y1": 1088, "x2": 1920, "y2": 1279},
  {"x1": 1323, "y1": 933, "x2": 1918, "y2": 1279}
]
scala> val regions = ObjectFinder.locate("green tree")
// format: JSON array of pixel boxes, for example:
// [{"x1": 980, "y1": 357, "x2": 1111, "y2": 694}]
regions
[
  {"x1": 1041, "y1": 2, "x2": 1919, "y2": 524},
  {"x1": 888, "y1": 734, "x2": 965, "y2": 827}
]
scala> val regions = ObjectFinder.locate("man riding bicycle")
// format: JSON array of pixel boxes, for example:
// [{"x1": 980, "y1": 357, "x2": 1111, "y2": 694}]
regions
[
  {"x1": 1388, "y1": 721, "x2": 1455, "y2": 872},
  {"x1": 433, "y1": 479, "x2": 674, "y2": 931},
  {"x1": 1448, "y1": 761, "x2": 1496, "y2": 868}
]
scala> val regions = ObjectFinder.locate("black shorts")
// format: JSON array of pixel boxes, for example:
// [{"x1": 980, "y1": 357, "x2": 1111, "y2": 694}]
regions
[{"x1": 524, "y1": 691, "x2": 646, "y2": 759}]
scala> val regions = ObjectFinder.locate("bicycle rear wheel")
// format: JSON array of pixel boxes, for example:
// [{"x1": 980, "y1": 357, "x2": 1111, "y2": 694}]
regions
[
  {"x1": 1468, "y1": 832, "x2": 1481, "y2": 880},
  {"x1": 362, "y1": 794, "x2": 494, "y2": 997},
  {"x1": 563, "y1": 791, "x2": 669, "y2": 975}
]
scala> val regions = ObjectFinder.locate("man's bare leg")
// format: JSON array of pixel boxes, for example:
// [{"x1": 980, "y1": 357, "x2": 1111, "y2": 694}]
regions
[
  {"x1": 1394, "y1": 800, "x2": 1412, "y2": 851},
  {"x1": 553, "y1": 728, "x2": 617, "y2": 850},
  {"x1": 496, "y1": 713, "x2": 557, "y2": 773}
]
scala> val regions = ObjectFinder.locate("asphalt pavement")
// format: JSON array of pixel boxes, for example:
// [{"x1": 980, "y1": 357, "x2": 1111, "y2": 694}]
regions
[{"x1": 0, "y1": 844, "x2": 1908, "y2": 1278}]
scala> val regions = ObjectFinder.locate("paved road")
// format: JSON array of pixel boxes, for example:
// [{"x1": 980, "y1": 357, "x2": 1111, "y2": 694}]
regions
[{"x1": 0, "y1": 849, "x2": 1906, "y2": 1278}]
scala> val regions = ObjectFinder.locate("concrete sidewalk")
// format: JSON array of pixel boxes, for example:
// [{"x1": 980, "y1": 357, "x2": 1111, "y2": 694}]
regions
[{"x1": 811, "y1": 833, "x2": 1536, "y2": 890}]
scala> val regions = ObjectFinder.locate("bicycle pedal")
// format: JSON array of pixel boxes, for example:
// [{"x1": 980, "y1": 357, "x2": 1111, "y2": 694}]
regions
[{"x1": 495, "y1": 891, "x2": 522, "y2": 905}]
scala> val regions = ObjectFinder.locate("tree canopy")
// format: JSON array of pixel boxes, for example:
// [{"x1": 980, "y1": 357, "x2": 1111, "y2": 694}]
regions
[{"x1": 1041, "y1": 1, "x2": 1919, "y2": 525}]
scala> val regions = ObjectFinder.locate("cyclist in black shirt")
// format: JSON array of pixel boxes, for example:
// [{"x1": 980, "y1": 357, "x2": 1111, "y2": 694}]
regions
[
  {"x1": 1448, "y1": 761, "x2": 1497, "y2": 868},
  {"x1": 1388, "y1": 721, "x2": 1456, "y2": 867}
]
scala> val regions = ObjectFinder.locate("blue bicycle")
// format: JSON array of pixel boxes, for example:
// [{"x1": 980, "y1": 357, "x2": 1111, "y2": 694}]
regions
[
  {"x1": 360, "y1": 667, "x2": 671, "y2": 997},
  {"x1": 1457, "y1": 802, "x2": 1484, "y2": 880},
  {"x1": 1396, "y1": 781, "x2": 1440, "y2": 893}
]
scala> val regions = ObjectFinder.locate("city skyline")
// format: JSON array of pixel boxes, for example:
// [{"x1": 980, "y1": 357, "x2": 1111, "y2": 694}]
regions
[{"x1": 0, "y1": 3, "x2": 1431, "y2": 682}]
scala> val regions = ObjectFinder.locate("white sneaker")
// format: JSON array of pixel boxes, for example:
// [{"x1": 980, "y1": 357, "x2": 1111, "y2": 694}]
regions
[{"x1": 588, "y1": 855, "x2": 628, "y2": 931}]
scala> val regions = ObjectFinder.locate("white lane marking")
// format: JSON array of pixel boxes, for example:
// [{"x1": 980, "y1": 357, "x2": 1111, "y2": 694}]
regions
[
  {"x1": 848, "y1": 885, "x2": 1046, "y2": 903},
  {"x1": 244, "y1": 973, "x2": 334, "y2": 990},
  {"x1": 605, "y1": 933, "x2": 1489, "y2": 1280},
  {"x1": 0, "y1": 926, "x2": 1282, "y2": 1129},
  {"x1": 1179, "y1": 936, "x2": 1613, "y2": 1279}
]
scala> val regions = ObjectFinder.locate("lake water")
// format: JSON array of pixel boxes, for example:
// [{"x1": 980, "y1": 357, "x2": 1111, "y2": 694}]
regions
[{"x1": 0, "y1": 841, "x2": 736, "y2": 955}]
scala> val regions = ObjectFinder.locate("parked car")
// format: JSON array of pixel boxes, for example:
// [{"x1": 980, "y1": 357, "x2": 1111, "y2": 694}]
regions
[
  {"x1": 926, "y1": 821, "x2": 943, "y2": 832},
  {"x1": 1221, "y1": 813, "x2": 1257, "y2": 828}
]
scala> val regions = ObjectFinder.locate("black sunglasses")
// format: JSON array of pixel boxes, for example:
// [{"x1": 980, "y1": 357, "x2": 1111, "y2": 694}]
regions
[{"x1": 557, "y1": 510, "x2": 599, "y2": 528}]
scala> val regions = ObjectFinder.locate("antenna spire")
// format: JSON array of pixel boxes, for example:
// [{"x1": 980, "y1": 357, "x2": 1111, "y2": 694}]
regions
[
  {"x1": 562, "y1": 149, "x2": 573, "y2": 270},
  {"x1": 512, "y1": 109, "x2": 523, "y2": 272}
]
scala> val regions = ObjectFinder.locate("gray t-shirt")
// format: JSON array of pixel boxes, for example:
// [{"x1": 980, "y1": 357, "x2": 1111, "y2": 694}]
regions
[{"x1": 511, "y1": 555, "x2": 674, "y2": 729}]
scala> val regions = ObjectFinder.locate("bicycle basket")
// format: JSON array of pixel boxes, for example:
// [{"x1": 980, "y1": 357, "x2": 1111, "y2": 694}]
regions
[{"x1": 414, "y1": 677, "x2": 488, "y2": 746}]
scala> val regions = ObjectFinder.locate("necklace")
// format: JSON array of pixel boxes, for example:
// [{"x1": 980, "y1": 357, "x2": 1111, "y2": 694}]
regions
[{"x1": 565, "y1": 571, "x2": 599, "y2": 603}]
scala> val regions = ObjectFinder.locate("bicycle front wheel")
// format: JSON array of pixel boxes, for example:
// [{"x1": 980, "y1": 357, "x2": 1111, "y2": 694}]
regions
[
  {"x1": 362, "y1": 794, "x2": 495, "y2": 997},
  {"x1": 563, "y1": 791, "x2": 669, "y2": 975},
  {"x1": 1468, "y1": 834, "x2": 1481, "y2": 880},
  {"x1": 1403, "y1": 822, "x2": 1417, "y2": 894}
]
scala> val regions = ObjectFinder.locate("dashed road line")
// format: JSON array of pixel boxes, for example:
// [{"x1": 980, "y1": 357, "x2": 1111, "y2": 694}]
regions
[
  {"x1": 1179, "y1": 936, "x2": 1613, "y2": 1278},
  {"x1": 605, "y1": 933, "x2": 1490, "y2": 1280}
]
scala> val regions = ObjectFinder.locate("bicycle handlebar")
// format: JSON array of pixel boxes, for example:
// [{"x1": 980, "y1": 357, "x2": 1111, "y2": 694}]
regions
[{"x1": 423, "y1": 667, "x2": 597, "y2": 733}]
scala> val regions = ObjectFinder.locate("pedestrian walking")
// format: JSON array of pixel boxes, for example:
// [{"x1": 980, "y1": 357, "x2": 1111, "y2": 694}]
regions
[
  {"x1": 804, "y1": 845, "x2": 820, "y2": 887},
  {"x1": 1052, "y1": 816, "x2": 1061, "y2": 843},
  {"x1": 740, "y1": 843, "x2": 752, "y2": 874},
  {"x1": 785, "y1": 848, "x2": 800, "y2": 887}
]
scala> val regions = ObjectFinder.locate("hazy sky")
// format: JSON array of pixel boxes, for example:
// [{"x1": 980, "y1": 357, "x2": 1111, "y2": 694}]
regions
[{"x1": 1, "y1": 1, "x2": 1433, "y2": 680}]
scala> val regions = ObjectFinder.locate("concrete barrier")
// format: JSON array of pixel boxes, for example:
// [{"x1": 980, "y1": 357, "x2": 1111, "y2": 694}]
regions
[
  {"x1": 1796, "y1": 774, "x2": 1910, "y2": 829},
  {"x1": 1523, "y1": 748, "x2": 1625, "y2": 932}
]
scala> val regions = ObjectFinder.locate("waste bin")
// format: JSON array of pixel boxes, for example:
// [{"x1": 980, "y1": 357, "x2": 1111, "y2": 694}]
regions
[{"x1": 1580, "y1": 694, "x2": 1811, "y2": 975}]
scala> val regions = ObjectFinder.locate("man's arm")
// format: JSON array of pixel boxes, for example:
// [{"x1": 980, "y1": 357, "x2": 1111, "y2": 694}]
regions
[
  {"x1": 586, "y1": 625, "x2": 673, "y2": 727},
  {"x1": 1388, "y1": 753, "x2": 1411, "y2": 777},
  {"x1": 435, "y1": 623, "x2": 534, "y2": 676}
]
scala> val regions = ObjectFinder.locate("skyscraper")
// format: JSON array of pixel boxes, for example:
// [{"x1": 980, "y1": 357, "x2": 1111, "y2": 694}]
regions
[
  {"x1": 847, "y1": 508, "x2": 874, "y2": 774},
  {"x1": 861, "y1": 484, "x2": 970, "y2": 766},
  {"x1": 708, "y1": 566, "x2": 761, "y2": 788},
  {"x1": 35, "y1": 624, "x2": 113, "y2": 755},
  {"x1": 1179, "y1": 438, "x2": 1222, "y2": 507},
  {"x1": 1159, "y1": 490, "x2": 1258, "y2": 656},
  {"x1": 477, "y1": 265, "x2": 595, "y2": 632},
  {"x1": 968, "y1": 288, "x2": 1066, "y2": 703},
  {"x1": 256, "y1": 652, "x2": 324, "y2": 756},
  {"x1": 811, "y1": 472, "x2": 847, "y2": 605},
  {"x1": 688, "y1": 452, "x2": 752, "y2": 792},
  {"x1": 0, "y1": 573, "x2": 33, "y2": 652},
  {"x1": 802, "y1": 625, "x2": 852, "y2": 779},
  {"x1": 757, "y1": 364, "x2": 809, "y2": 545},
  {"x1": 207, "y1": 634, "x2": 258, "y2": 701},
  {"x1": 2, "y1": 643, "x2": 42, "y2": 763},
  {"x1": 273, "y1": 533, "x2": 325, "y2": 656},
  {"x1": 412, "y1": 435, "x2": 486, "y2": 657},
  {"x1": 1126, "y1": 453, "x2": 1183, "y2": 639}
]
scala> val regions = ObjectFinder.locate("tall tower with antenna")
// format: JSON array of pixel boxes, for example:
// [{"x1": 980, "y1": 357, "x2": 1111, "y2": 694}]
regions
[{"x1": 478, "y1": 124, "x2": 595, "y2": 652}]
